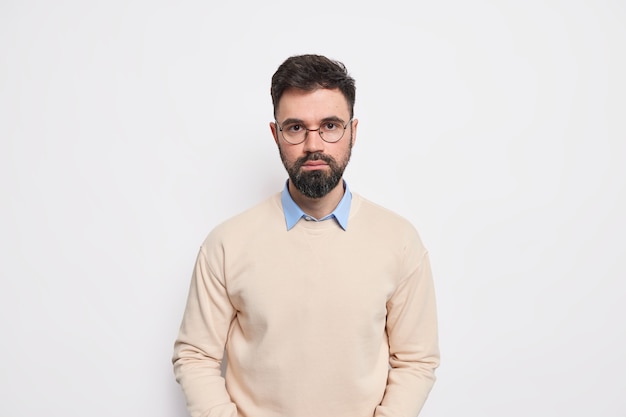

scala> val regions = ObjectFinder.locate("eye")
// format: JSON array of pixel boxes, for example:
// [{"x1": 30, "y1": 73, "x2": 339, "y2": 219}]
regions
[
  {"x1": 285, "y1": 123, "x2": 303, "y2": 133},
  {"x1": 322, "y1": 122, "x2": 338, "y2": 131}
]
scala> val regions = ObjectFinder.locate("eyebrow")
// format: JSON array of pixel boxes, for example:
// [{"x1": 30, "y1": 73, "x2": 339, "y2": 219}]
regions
[{"x1": 279, "y1": 116, "x2": 347, "y2": 126}]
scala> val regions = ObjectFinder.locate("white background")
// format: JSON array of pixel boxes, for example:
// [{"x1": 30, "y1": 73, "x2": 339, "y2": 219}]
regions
[{"x1": 1, "y1": 1, "x2": 625, "y2": 416}]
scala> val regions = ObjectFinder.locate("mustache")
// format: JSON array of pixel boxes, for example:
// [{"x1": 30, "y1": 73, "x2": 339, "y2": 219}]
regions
[{"x1": 294, "y1": 153, "x2": 335, "y2": 168}]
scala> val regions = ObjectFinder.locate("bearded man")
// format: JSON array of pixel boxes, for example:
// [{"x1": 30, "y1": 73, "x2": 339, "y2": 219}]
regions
[{"x1": 173, "y1": 54, "x2": 440, "y2": 417}]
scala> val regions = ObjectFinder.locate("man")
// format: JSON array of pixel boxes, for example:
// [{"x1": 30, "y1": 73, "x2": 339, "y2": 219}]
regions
[{"x1": 172, "y1": 54, "x2": 439, "y2": 417}]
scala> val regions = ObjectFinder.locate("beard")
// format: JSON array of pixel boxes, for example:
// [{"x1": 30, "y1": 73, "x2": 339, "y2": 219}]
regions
[{"x1": 280, "y1": 138, "x2": 352, "y2": 199}]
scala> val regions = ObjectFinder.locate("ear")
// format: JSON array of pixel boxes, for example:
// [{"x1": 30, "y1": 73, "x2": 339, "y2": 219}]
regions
[
  {"x1": 350, "y1": 118, "x2": 358, "y2": 147},
  {"x1": 269, "y1": 121, "x2": 279, "y2": 146}
]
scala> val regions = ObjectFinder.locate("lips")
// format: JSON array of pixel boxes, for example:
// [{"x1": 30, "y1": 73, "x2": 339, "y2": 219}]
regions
[{"x1": 303, "y1": 161, "x2": 328, "y2": 167}]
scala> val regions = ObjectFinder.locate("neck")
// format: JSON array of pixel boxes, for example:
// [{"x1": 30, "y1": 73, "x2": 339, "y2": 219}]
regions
[{"x1": 288, "y1": 179, "x2": 345, "y2": 219}]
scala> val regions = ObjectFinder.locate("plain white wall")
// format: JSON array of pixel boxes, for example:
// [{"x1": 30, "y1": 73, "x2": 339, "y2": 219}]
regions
[{"x1": 1, "y1": 1, "x2": 625, "y2": 416}]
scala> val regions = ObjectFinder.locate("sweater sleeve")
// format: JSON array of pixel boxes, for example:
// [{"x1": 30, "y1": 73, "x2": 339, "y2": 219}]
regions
[
  {"x1": 374, "y1": 238, "x2": 440, "y2": 417},
  {"x1": 172, "y1": 244, "x2": 238, "y2": 417}
]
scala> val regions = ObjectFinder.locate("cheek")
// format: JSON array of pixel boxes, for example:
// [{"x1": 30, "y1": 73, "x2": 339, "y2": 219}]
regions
[
  {"x1": 284, "y1": 143, "x2": 303, "y2": 155},
  {"x1": 278, "y1": 145, "x2": 301, "y2": 164},
  {"x1": 332, "y1": 143, "x2": 352, "y2": 161}
]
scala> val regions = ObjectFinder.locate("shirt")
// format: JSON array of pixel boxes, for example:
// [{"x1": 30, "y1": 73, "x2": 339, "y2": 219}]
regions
[{"x1": 280, "y1": 180, "x2": 352, "y2": 230}]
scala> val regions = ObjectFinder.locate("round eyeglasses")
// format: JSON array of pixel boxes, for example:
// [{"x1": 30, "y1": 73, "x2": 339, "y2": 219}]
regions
[{"x1": 275, "y1": 119, "x2": 353, "y2": 145}]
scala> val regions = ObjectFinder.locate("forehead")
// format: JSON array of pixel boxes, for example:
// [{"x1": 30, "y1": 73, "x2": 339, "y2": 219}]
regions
[{"x1": 276, "y1": 88, "x2": 350, "y2": 121}]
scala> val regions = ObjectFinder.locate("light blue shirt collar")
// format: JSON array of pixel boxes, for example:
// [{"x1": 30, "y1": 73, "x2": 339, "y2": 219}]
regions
[{"x1": 281, "y1": 180, "x2": 352, "y2": 231}]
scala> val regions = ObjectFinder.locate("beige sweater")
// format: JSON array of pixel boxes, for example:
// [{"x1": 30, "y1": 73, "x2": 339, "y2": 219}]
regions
[{"x1": 173, "y1": 192, "x2": 439, "y2": 417}]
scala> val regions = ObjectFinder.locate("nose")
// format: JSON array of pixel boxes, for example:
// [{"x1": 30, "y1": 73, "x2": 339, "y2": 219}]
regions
[{"x1": 302, "y1": 128, "x2": 325, "y2": 153}]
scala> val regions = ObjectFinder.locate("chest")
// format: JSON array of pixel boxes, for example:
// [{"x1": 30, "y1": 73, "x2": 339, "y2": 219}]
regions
[{"x1": 222, "y1": 230, "x2": 403, "y2": 336}]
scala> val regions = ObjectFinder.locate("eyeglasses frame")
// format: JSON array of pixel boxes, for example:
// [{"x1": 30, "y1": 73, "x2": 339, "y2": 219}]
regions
[{"x1": 275, "y1": 118, "x2": 353, "y2": 145}]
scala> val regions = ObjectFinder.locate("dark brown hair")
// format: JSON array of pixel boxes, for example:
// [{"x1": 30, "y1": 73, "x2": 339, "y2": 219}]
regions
[{"x1": 270, "y1": 54, "x2": 356, "y2": 119}]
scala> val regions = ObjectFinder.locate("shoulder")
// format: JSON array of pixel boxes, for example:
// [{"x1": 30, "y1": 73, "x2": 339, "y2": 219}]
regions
[
  {"x1": 351, "y1": 193, "x2": 417, "y2": 230},
  {"x1": 350, "y1": 193, "x2": 427, "y2": 252},
  {"x1": 201, "y1": 193, "x2": 283, "y2": 249}
]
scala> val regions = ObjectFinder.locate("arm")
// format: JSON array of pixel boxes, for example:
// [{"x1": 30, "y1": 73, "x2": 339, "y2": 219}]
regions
[
  {"x1": 172, "y1": 245, "x2": 238, "y2": 417},
  {"x1": 375, "y1": 242, "x2": 440, "y2": 417}
]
